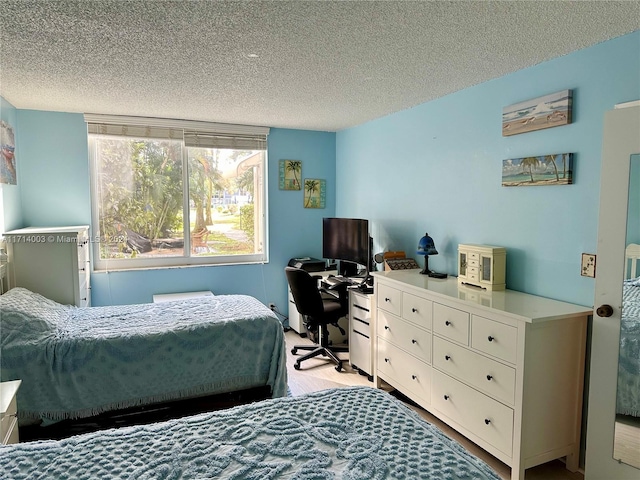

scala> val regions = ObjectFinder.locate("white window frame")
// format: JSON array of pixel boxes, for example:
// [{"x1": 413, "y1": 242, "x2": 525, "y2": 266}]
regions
[{"x1": 85, "y1": 114, "x2": 269, "y2": 272}]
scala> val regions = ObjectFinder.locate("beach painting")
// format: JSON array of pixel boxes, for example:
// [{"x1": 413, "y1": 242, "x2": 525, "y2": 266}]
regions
[
  {"x1": 279, "y1": 159, "x2": 302, "y2": 190},
  {"x1": 502, "y1": 90, "x2": 572, "y2": 136},
  {"x1": 502, "y1": 153, "x2": 573, "y2": 187},
  {"x1": 1, "y1": 120, "x2": 17, "y2": 185},
  {"x1": 303, "y1": 178, "x2": 326, "y2": 208}
]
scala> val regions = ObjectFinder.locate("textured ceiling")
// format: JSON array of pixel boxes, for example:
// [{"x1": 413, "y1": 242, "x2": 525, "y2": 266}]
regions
[{"x1": 0, "y1": 1, "x2": 638, "y2": 132}]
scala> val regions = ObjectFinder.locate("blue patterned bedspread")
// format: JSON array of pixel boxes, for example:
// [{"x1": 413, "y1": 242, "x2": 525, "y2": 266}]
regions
[
  {"x1": 0, "y1": 288, "x2": 287, "y2": 422},
  {"x1": 619, "y1": 279, "x2": 640, "y2": 417},
  {"x1": 0, "y1": 386, "x2": 500, "y2": 480}
]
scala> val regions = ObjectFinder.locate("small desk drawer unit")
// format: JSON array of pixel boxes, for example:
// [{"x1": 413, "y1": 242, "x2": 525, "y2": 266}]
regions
[
  {"x1": 372, "y1": 270, "x2": 591, "y2": 480},
  {"x1": 349, "y1": 290, "x2": 375, "y2": 377}
]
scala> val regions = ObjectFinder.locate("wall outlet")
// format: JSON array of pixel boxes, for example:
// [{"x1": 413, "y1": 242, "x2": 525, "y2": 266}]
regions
[{"x1": 581, "y1": 253, "x2": 596, "y2": 278}]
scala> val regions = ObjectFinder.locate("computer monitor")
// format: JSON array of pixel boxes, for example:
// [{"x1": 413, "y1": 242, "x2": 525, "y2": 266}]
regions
[{"x1": 322, "y1": 217, "x2": 370, "y2": 277}]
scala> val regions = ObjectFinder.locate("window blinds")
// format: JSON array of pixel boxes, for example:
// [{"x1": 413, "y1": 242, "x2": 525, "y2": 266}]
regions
[{"x1": 84, "y1": 114, "x2": 269, "y2": 148}]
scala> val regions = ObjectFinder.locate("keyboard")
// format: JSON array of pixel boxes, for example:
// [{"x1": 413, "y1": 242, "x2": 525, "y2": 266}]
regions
[{"x1": 323, "y1": 276, "x2": 347, "y2": 288}]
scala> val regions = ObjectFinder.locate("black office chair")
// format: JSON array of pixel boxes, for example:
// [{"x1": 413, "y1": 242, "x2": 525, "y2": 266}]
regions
[{"x1": 285, "y1": 267, "x2": 349, "y2": 372}]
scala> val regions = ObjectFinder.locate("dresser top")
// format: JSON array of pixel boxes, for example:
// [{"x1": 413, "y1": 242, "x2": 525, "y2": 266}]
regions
[{"x1": 372, "y1": 270, "x2": 591, "y2": 323}]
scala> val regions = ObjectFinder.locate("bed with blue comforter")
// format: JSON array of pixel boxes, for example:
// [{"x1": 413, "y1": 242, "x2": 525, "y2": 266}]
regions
[
  {"x1": 0, "y1": 287, "x2": 287, "y2": 424},
  {"x1": 618, "y1": 278, "x2": 640, "y2": 417},
  {"x1": 0, "y1": 386, "x2": 500, "y2": 480}
]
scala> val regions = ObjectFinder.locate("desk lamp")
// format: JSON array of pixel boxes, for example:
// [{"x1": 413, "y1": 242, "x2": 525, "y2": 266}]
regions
[{"x1": 416, "y1": 233, "x2": 447, "y2": 278}]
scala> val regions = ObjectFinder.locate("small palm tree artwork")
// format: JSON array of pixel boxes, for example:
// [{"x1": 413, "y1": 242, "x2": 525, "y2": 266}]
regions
[
  {"x1": 304, "y1": 178, "x2": 326, "y2": 208},
  {"x1": 279, "y1": 159, "x2": 302, "y2": 190},
  {"x1": 502, "y1": 153, "x2": 573, "y2": 187}
]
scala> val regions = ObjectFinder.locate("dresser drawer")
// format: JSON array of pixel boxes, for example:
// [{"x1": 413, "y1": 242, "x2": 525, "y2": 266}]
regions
[
  {"x1": 377, "y1": 284, "x2": 402, "y2": 316},
  {"x1": 402, "y1": 292, "x2": 432, "y2": 330},
  {"x1": 471, "y1": 315, "x2": 518, "y2": 365},
  {"x1": 77, "y1": 238, "x2": 90, "y2": 261},
  {"x1": 378, "y1": 338, "x2": 431, "y2": 404},
  {"x1": 433, "y1": 336, "x2": 516, "y2": 405},
  {"x1": 432, "y1": 369, "x2": 514, "y2": 457},
  {"x1": 377, "y1": 310, "x2": 431, "y2": 363},
  {"x1": 433, "y1": 303, "x2": 470, "y2": 345}
]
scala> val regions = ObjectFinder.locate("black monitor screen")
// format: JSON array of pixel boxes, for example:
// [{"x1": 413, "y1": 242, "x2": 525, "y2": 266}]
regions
[{"x1": 322, "y1": 217, "x2": 370, "y2": 269}]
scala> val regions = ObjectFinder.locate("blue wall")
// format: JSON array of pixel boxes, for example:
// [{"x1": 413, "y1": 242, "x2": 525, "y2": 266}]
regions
[
  {"x1": 336, "y1": 31, "x2": 640, "y2": 307},
  {"x1": 9, "y1": 111, "x2": 336, "y2": 313},
  {"x1": 3, "y1": 31, "x2": 639, "y2": 310},
  {"x1": 0, "y1": 97, "x2": 21, "y2": 232}
]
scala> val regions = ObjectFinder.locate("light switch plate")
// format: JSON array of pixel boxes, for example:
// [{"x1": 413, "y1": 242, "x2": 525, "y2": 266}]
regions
[{"x1": 581, "y1": 253, "x2": 596, "y2": 278}]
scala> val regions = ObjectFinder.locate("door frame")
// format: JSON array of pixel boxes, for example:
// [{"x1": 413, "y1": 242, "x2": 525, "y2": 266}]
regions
[{"x1": 585, "y1": 103, "x2": 640, "y2": 479}]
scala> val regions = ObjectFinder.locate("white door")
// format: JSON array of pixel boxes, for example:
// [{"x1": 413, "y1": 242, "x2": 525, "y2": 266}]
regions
[{"x1": 585, "y1": 104, "x2": 640, "y2": 479}]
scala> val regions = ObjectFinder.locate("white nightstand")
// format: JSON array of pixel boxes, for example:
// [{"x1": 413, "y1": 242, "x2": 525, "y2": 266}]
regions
[{"x1": 1, "y1": 380, "x2": 21, "y2": 445}]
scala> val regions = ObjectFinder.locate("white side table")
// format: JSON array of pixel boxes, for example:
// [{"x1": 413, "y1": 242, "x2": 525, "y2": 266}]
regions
[{"x1": 1, "y1": 380, "x2": 21, "y2": 445}]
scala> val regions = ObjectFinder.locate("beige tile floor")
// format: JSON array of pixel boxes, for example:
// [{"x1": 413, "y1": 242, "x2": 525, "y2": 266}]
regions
[{"x1": 285, "y1": 329, "x2": 584, "y2": 480}]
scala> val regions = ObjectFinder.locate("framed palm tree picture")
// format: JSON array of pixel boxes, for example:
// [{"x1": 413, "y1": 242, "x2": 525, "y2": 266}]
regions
[
  {"x1": 279, "y1": 159, "x2": 302, "y2": 190},
  {"x1": 502, "y1": 153, "x2": 573, "y2": 186},
  {"x1": 303, "y1": 178, "x2": 326, "y2": 208}
]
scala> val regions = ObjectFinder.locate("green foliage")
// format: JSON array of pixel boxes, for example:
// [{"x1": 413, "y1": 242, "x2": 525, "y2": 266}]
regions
[
  {"x1": 239, "y1": 204, "x2": 255, "y2": 245},
  {"x1": 96, "y1": 138, "x2": 183, "y2": 243}
]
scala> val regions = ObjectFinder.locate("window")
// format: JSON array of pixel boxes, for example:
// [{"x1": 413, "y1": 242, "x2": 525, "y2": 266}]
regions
[{"x1": 86, "y1": 115, "x2": 269, "y2": 271}]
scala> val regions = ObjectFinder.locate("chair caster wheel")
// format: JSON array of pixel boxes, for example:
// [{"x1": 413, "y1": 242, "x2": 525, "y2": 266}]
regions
[
  {"x1": 294, "y1": 363, "x2": 301, "y2": 370},
  {"x1": 291, "y1": 348, "x2": 297, "y2": 355},
  {"x1": 335, "y1": 363, "x2": 343, "y2": 372}
]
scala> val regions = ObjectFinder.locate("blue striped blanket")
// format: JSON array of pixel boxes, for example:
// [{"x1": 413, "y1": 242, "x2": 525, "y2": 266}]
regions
[{"x1": 0, "y1": 288, "x2": 287, "y2": 422}]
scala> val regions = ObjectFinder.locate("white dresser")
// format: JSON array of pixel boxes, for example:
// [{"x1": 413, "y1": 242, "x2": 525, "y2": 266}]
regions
[
  {"x1": 372, "y1": 270, "x2": 591, "y2": 480},
  {"x1": 5, "y1": 226, "x2": 91, "y2": 307}
]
